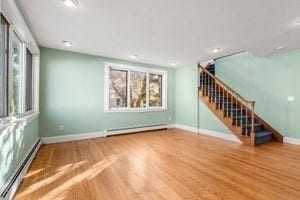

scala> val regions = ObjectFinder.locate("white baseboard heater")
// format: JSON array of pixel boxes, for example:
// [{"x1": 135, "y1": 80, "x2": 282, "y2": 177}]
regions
[
  {"x1": 0, "y1": 139, "x2": 42, "y2": 200},
  {"x1": 104, "y1": 124, "x2": 169, "y2": 137}
]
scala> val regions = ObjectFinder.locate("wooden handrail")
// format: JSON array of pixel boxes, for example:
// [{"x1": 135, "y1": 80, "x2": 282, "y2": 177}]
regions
[
  {"x1": 199, "y1": 63, "x2": 256, "y2": 145},
  {"x1": 198, "y1": 64, "x2": 255, "y2": 105}
]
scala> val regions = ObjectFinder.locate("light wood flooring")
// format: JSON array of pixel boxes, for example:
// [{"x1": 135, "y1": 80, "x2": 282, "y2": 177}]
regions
[{"x1": 15, "y1": 128, "x2": 300, "y2": 200}]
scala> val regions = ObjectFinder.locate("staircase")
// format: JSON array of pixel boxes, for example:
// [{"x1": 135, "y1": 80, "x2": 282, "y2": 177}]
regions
[{"x1": 198, "y1": 64, "x2": 283, "y2": 146}]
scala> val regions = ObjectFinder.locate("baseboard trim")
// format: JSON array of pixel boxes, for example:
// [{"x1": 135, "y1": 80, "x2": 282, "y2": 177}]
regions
[
  {"x1": 0, "y1": 138, "x2": 42, "y2": 200},
  {"x1": 42, "y1": 131, "x2": 104, "y2": 144},
  {"x1": 172, "y1": 124, "x2": 242, "y2": 143},
  {"x1": 104, "y1": 124, "x2": 169, "y2": 136},
  {"x1": 283, "y1": 137, "x2": 300, "y2": 145},
  {"x1": 172, "y1": 124, "x2": 300, "y2": 146}
]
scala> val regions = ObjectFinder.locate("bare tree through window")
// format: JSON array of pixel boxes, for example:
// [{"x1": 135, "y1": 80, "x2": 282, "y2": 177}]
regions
[
  {"x1": 109, "y1": 69, "x2": 127, "y2": 108},
  {"x1": 130, "y1": 71, "x2": 146, "y2": 108},
  {"x1": 106, "y1": 64, "x2": 166, "y2": 111},
  {"x1": 149, "y1": 74, "x2": 162, "y2": 107}
]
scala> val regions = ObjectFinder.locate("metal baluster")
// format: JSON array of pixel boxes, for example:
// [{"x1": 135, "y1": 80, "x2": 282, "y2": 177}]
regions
[
  {"x1": 222, "y1": 86, "x2": 224, "y2": 110},
  {"x1": 214, "y1": 80, "x2": 217, "y2": 103},
  {"x1": 240, "y1": 103, "x2": 243, "y2": 129},
  {"x1": 251, "y1": 102, "x2": 255, "y2": 146},
  {"x1": 204, "y1": 72, "x2": 206, "y2": 96},
  {"x1": 235, "y1": 97, "x2": 238, "y2": 125},
  {"x1": 217, "y1": 84, "x2": 220, "y2": 109},
  {"x1": 231, "y1": 94, "x2": 233, "y2": 118},
  {"x1": 245, "y1": 104, "x2": 248, "y2": 136},
  {"x1": 208, "y1": 75, "x2": 211, "y2": 101},
  {"x1": 202, "y1": 69, "x2": 205, "y2": 96},
  {"x1": 226, "y1": 89, "x2": 229, "y2": 117}
]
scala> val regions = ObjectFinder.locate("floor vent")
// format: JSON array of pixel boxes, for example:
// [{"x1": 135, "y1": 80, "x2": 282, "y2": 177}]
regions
[
  {"x1": 0, "y1": 139, "x2": 42, "y2": 200},
  {"x1": 104, "y1": 124, "x2": 169, "y2": 137}
]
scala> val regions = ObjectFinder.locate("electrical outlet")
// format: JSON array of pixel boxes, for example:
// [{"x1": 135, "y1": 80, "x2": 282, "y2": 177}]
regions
[
  {"x1": 59, "y1": 125, "x2": 64, "y2": 131},
  {"x1": 169, "y1": 117, "x2": 172, "y2": 121},
  {"x1": 162, "y1": 117, "x2": 166, "y2": 122}
]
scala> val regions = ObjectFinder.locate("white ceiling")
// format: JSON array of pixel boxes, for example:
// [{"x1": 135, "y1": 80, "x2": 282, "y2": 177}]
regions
[{"x1": 16, "y1": 0, "x2": 300, "y2": 67}]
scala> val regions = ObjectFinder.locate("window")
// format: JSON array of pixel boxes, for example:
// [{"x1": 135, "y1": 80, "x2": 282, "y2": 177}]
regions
[
  {"x1": 11, "y1": 33, "x2": 24, "y2": 115},
  {"x1": 109, "y1": 69, "x2": 127, "y2": 108},
  {"x1": 0, "y1": 16, "x2": 9, "y2": 118},
  {"x1": 0, "y1": 6, "x2": 39, "y2": 130},
  {"x1": 130, "y1": 71, "x2": 146, "y2": 108},
  {"x1": 25, "y1": 48, "x2": 33, "y2": 111},
  {"x1": 0, "y1": 14, "x2": 38, "y2": 124},
  {"x1": 105, "y1": 63, "x2": 167, "y2": 112},
  {"x1": 149, "y1": 74, "x2": 162, "y2": 107}
]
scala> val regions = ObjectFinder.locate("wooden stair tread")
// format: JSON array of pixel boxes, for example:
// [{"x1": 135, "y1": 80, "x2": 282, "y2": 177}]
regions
[
  {"x1": 198, "y1": 64, "x2": 283, "y2": 146},
  {"x1": 255, "y1": 131, "x2": 272, "y2": 138}
]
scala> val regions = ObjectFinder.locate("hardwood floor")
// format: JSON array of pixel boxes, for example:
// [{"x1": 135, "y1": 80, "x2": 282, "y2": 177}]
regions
[{"x1": 15, "y1": 128, "x2": 300, "y2": 200}]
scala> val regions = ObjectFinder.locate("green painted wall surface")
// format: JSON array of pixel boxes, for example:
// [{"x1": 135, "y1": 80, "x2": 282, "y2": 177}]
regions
[
  {"x1": 40, "y1": 48, "x2": 175, "y2": 137},
  {"x1": 0, "y1": 118, "x2": 39, "y2": 187},
  {"x1": 215, "y1": 50, "x2": 300, "y2": 138},
  {"x1": 174, "y1": 66, "x2": 198, "y2": 128},
  {"x1": 174, "y1": 65, "x2": 231, "y2": 134}
]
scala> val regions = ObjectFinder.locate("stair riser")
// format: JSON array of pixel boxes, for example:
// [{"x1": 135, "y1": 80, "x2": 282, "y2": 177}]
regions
[
  {"x1": 215, "y1": 98, "x2": 229, "y2": 103},
  {"x1": 244, "y1": 126, "x2": 263, "y2": 134},
  {"x1": 199, "y1": 65, "x2": 281, "y2": 146},
  {"x1": 220, "y1": 104, "x2": 237, "y2": 109},
  {"x1": 200, "y1": 84, "x2": 215, "y2": 88},
  {"x1": 226, "y1": 110, "x2": 245, "y2": 117},
  {"x1": 235, "y1": 118, "x2": 252, "y2": 126},
  {"x1": 255, "y1": 135, "x2": 272, "y2": 145}
]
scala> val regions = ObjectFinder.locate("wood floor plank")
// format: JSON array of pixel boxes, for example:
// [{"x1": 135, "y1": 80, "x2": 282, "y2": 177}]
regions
[{"x1": 15, "y1": 128, "x2": 300, "y2": 200}]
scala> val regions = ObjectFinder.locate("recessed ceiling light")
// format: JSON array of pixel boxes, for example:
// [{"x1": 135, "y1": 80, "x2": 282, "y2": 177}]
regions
[
  {"x1": 171, "y1": 62, "x2": 176, "y2": 66},
  {"x1": 130, "y1": 54, "x2": 138, "y2": 59},
  {"x1": 296, "y1": 20, "x2": 300, "y2": 25},
  {"x1": 63, "y1": 0, "x2": 78, "y2": 7},
  {"x1": 276, "y1": 46, "x2": 285, "y2": 50},
  {"x1": 211, "y1": 48, "x2": 220, "y2": 53},
  {"x1": 62, "y1": 40, "x2": 73, "y2": 47}
]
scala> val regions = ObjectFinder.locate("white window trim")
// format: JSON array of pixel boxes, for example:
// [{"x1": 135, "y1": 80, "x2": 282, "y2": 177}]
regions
[
  {"x1": 104, "y1": 62, "x2": 168, "y2": 112},
  {"x1": 0, "y1": 0, "x2": 40, "y2": 136}
]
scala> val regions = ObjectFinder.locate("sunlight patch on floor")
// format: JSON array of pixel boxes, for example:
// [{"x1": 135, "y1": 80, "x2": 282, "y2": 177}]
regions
[{"x1": 15, "y1": 161, "x2": 86, "y2": 199}]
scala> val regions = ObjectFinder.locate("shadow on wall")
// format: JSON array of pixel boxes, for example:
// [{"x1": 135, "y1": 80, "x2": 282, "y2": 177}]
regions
[{"x1": 0, "y1": 118, "x2": 39, "y2": 190}]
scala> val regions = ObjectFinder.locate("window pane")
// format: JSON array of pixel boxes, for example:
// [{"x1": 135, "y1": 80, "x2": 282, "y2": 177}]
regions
[
  {"x1": 130, "y1": 71, "x2": 146, "y2": 108},
  {"x1": 149, "y1": 74, "x2": 162, "y2": 107},
  {"x1": 25, "y1": 48, "x2": 33, "y2": 111},
  {"x1": 11, "y1": 33, "x2": 24, "y2": 115},
  {"x1": 109, "y1": 69, "x2": 127, "y2": 108},
  {"x1": 0, "y1": 16, "x2": 9, "y2": 117}
]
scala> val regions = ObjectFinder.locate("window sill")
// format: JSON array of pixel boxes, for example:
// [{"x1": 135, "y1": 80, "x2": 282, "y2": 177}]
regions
[
  {"x1": 105, "y1": 108, "x2": 168, "y2": 113},
  {"x1": 0, "y1": 111, "x2": 40, "y2": 136}
]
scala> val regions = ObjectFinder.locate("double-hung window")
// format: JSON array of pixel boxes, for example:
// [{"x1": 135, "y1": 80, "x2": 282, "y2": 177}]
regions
[
  {"x1": 11, "y1": 32, "x2": 24, "y2": 115},
  {"x1": 0, "y1": 14, "x2": 37, "y2": 124},
  {"x1": 0, "y1": 15, "x2": 9, "y2": 118},
  {"x1": 105, "y1": 63, "x2": 167, "y2": 112},
  {"x1": 25, "y1": 48, "x2": 33, "y2": 112}
]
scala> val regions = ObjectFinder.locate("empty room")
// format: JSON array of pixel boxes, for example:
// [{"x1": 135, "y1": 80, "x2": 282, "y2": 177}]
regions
[{"x1": 1, "y1": 0, "x2": 300, "y2": 199}]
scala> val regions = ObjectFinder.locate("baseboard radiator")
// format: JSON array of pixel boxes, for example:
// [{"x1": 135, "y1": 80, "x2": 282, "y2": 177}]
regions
[
  {"x1": 104, "y1": 124, "x2": 169, "y2": 137},
  {"x1": 0, "y1": 139, "x2": 42, "y2": 200}
]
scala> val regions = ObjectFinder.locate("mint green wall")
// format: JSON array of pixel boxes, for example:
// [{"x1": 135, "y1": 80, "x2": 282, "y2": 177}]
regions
[
  {"x1": 174, "y1": 66, "x2": 198, "y2": 127},
  {"x1": 215, "y1": 50, "x2": 300, "y2": 138},
  {"x1": 174, "y1": 65, "x2": 231, "y2": 134},
  {"x1": 0, "y1": 118, "x2": 39, "y2": 187},
  {"x1": 39, "y1": 48, "x2": 175, "y2": 137}
]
